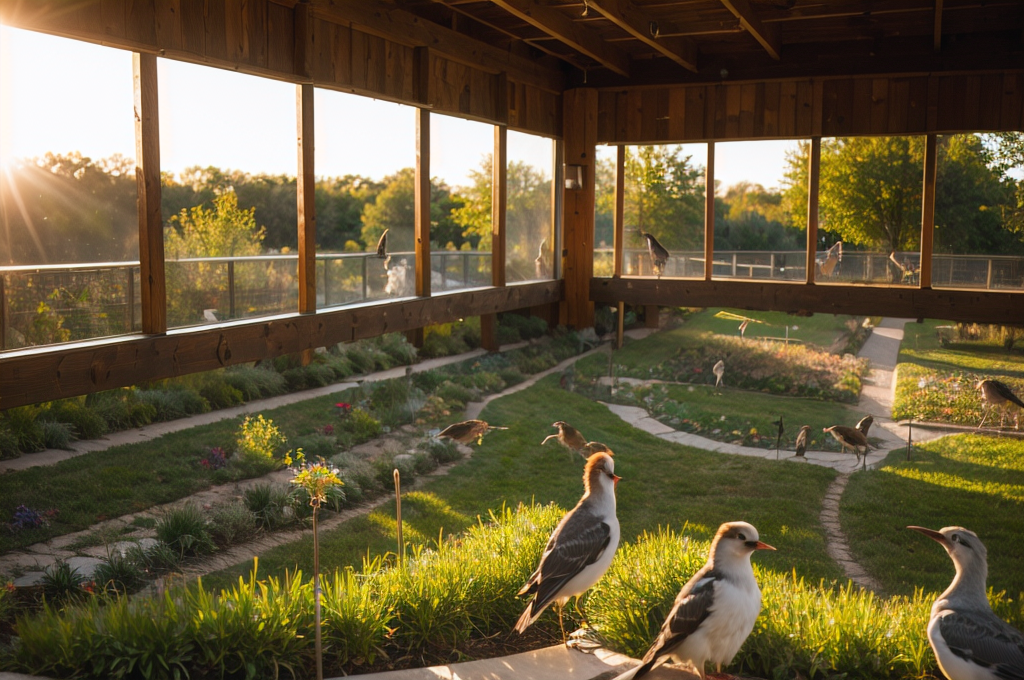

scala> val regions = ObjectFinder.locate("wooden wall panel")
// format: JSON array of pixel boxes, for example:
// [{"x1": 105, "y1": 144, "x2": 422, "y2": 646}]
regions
[
  {"x1": 508, "y1": 82, "x2": 560, "y2": 137},
  {"x1": 428, "y1": 55, "x2": 498, "y2": 121}
]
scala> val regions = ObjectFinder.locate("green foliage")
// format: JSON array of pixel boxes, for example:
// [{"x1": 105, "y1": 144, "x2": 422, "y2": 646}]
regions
[
  {"x1": 39, "y1": 421, "x2": 76, "y2": 450},
  {"x1": 208, "y1": 503, "x2": 260, "y2": 547},
  {"x1": 339, "y1": 408, "x2": 382, "y2": 442},
  {"x1": 235, "y1": 414, "x2": 288, "y2": 466},
  {"x1": 434, "y1": 381, "x2": 474, "y2": 408},
  {"x1": 156, "y1": 504, "x2": 216, "y2": 558},
  {"x1": 92, "y1": 553, "x2": 146, "y2": 596},
  {"x1": 0, "y1": 423, "x2": 20, "y2": 460},
  {"x1": 1, "y1": 406, "x2": 46, "y2": 453},
  {"x1": 420, "y1": 319, "x2": 481, "y2": 359},
  {"x1": 40, "y1": 560, "x2": 85, "y2": 604},
  {"x1": 41, "y1": 400, "x2": 108, "y2": 440},
  {"x1": 291, "y1": 432, "x2": 337, "y2": 461},
  {"x1": 196, "y1": 379, "x2": 244, "y2": 410},
  {"x1": 137, "y1": 386, "x2": 211, "y2": 421},
  {"x1": 166, "y1": 190, "x2": 265, "y2": 259},
  {"x1": 419, "y1": 438, "x2": 463, "y2": 465},
  {"x1": 361, "y1": 168, "x2": 464, "y2": 252},
  {"x1": 282, "y1": 362, "x2": 335, "y2": 391},
  {"x1": 620, "y1": 145, "x2": 706, "y2": 251},
  {"x1": 223, "y1": 365, "x2": 289, "y2": 400},
  {"x1": 85, "y1": 388, "x2": 158, "y2": 430},
  {"x1": 243, "y1": 484, "x2": 291, "y2": 532},
  {"x1": 374, "y1": 332, "x2": 419, "y2": 366}
]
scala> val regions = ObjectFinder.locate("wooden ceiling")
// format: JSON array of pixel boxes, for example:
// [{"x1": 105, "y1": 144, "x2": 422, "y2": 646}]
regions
[{"x1": 395, "y1": 0, "x2": 1024, "y2": 85}]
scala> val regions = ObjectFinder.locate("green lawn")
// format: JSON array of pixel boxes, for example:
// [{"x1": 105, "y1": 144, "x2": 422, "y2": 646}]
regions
[
  {"x1": 203, "y1": 375, "x2": 842, "y2": 591},
  {"x1": 841, "y1": 434, "x2": 1024, "y2": 597},
  {"x1": 899, "y1": 320, "x2": 1024, "y2": 376},
  {"x1": 677, "y1": 308, "x2": 859, "y2": 349}
]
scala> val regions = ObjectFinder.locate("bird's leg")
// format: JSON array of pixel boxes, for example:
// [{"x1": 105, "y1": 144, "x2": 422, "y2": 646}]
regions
[
  {"x1": 557, "y1": 602, "x2": 567, "y2": 646},
  {"x1": 979, "y1": 406, "x2": 990, "y2": 429}
]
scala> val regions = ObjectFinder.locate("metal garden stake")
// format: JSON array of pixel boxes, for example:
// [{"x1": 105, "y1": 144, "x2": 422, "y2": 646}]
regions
[{"x1": 394, "y1": 468, "x2": 403, "y2": 568}]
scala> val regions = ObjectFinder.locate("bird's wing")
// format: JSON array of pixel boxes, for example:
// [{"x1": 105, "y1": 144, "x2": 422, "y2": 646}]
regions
[
  {"x1": 437, "y1": 422, "x2": 471, "y2": 439},
  {"x1": 938, "y1": 610, "x2": 1024, "y2": 680},
  {"x1": 637, "y1": 567, "x2": 719, "y2": 671},
  {"x1": 520, "y1": 509, "x2": 612, "y2": 610},
  {"x1": 993, "y1": 381, "x2": 1024, "y2": 409},
  {"x1": 375, "y1": 229, "x2": 388, "y2": 258}
]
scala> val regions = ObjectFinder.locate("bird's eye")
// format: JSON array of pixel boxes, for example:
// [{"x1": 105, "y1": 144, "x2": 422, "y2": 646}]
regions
[
  {"x1": 737, "y1": 533, "x2": 747, "y2": 541},
  {"x1": 951, "y1": 535, "x2": 959, "y2": 543}
]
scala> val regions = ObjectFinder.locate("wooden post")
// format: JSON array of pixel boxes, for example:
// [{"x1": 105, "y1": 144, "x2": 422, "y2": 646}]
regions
[
  {"x1": 920, "y1": 133, "x2": 937, "y2": 289},
  {"x1": 806, "y1": 137, "x2": 821, "y2": 284},
  {"x1": 613, "y1": 145, "x2": 625, "y2": 278},
  {"x1": 133, "y1": 52, "x2": 166, "y2": 335},
  {"x1": 482, "y1": 124, "x2": 507, "y2": 351},
  {"x1": 297, "y1": 83, "x2": 316, "y2": 365},
  {"x1": 408, "y1": 107, "x2": 432, "y2": 348},
  {"x1": 704, "y1": 142, "x2": 715, "y2": 281},
  {"x1": 560, "y1": 89, "x2": 597, "y2": 329}
]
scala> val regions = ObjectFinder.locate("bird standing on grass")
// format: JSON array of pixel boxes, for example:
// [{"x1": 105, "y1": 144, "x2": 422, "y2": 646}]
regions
[
  {"x1": 541, "y1": 421, "x2": 589, "y2": 458},
  {"x1": 515, "y1": 452, "x2": 621, "y2": 645},
  {"x1": 615, "y1": 522, "x2": 775, "y2": 680},
  {"x1": 641, "y1": 232, "x2": 669, "y2": 277},
  {"x1": 713, "y1": 360, "x2": 725, "y2": 389},
  {"x1": 795, "y1": 425, "x2": 811, "y2": 458},
  {"x1": 436, "y1": 420, "x2": 507, "y2": 446},
  {"x1": 856, "y1": 414, "x2": 874, "y2": 437},
  {"x1": 823, "y1": 425, "x2": 872, "y2": 470},
  {"x1": 977, "y1": 379, "x2": 1024, "y2": 430},
  {"x1": 907, "y1": 526, "x2": 1024, "y2": 680},
  {"x1": 582, "y1": 442, "x2": 613, "y2": 456}
]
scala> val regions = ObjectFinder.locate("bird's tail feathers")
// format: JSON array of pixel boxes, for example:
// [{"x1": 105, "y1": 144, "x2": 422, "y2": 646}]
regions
[
  {"x1": 1009, "y1": 392, "x2": 1024, "y2": 409},
  {"x1": 610, "y1": 665, "x2": 641, "y2": 680},
  {"x1": 514, "y1": 600, "x2": 541, "y2": 634},
  {"x1": 489, "y1": 426, "x2": 509, "y2": 431}
]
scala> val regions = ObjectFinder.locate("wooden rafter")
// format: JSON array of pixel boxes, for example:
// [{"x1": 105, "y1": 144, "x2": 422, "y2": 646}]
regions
[
  {"x1": 719, "y1": 0, "x2": 781, "y2": 60},
  {"x1": 587, "y1": 0, "x2": 698, "y2": 72},
  {"x1": 934, "y1": 0, "x2": 943, "y2": 52},
  {"x1": 488, "y1": 0, "x2": 632, "y2": 76}
]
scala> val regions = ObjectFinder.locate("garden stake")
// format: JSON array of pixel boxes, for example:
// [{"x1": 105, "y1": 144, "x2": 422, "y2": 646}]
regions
[
  {"x1": 313, "y1": 502, "x2": 323, "y2": 680},
  {"x1": 906, "y1": 417, "x2": 913, "y2": 461},
  {"x1": 394, "y1": 468, "x2": 403, "y2": 568}
]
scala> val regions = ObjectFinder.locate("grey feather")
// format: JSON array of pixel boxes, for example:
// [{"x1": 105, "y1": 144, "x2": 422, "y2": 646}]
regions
[{"x1": 938, "y1": 610, "x2": 1024, "y2": 680}]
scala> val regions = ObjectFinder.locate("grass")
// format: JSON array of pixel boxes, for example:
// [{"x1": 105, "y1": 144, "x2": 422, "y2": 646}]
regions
[
  {"x1": 677, "y1": 308, "x2": 860, "y2": 349},
  {"x1": 203, "y1": 375, "x2": 842, "y2": 590},
  {"x1": 841, "y1": 434, "x2": 1024, "y2": 596}
]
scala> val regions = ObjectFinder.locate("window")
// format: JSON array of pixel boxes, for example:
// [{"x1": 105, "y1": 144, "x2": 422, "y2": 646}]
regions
[{"x1": 506, "y1": 131, "x2": 556, "y2": 283}]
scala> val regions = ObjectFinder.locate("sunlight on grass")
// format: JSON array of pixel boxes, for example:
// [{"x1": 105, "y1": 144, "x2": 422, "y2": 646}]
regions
[{"x1": 885, "y1": 467, "x2": 1024, "y2": 503}]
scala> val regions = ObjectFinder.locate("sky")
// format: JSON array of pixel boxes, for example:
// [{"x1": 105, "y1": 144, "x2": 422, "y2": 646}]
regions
[{"x1": 2, "y1": 25, "x2": 795, "y2": 190}]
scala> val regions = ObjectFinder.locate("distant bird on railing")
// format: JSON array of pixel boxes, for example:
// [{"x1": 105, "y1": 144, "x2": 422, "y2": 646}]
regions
[
  {"x1": 856, "y1": 414, "x2": 874, "y2": 437},
  {"x1": 535, "y1": 238, "x2": 549, "y2": 279},
  {"x1": 977, "y1": 379, "x2": 1024, "y2": 430},
  {"x1": 436, "y1": 419, "x2": 507, "y2": 446},
  {"x1": 375, "y1": 229, "x2": 389, "y2": 259},
  {"x1": 795, "y1": 425, "x2": 811, "y2": 458},
  {"x1": 541, "y1": 421, "x2": 588, "y2": 458},
  {"x1": 817, "y1": 241, "x2": 842, "y2": 278},
  {"x1": 823, "y1": 425, "x2": 871, "y2": 470},
  {"x1": 713, "y1": 360, "x2": 725, "y2": 389},
  {"x1": 641, "y1": 232, "x2": 669, "y2": 277}
]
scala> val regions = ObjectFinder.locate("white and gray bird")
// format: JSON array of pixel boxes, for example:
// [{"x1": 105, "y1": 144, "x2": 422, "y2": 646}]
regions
[
  {"x1": 713, "y1": 360, "x2": 725, "y2": 389},
  {"x1": 977, "y1": 379, "x2": 1024, "y2": 430},
  {"x1": 795, "y1": 424, "x2": 811, "y2": 458},
  {"x1": 856, "y1": 414, "x2": 874, "y2": 437},
  {"x1": 515, "y1": 451, "x2": 621, "y2": 644},
  {"x1": 641, "y1": 232, "x2": 669, "y2": 277},
  {"x1": 615, "y1": 521, "x2": 775, "y2": 680},
  {"x1": 907, "y1": 525, "x2": 1024, "y2": 680}
]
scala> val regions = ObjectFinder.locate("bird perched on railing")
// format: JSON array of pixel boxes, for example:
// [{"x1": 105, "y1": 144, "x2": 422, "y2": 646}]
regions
[
  {"x1": 375, "y1": 229, "x2": 388, "y2": 259},
  {"x1": 515, "y1": 452, "x2": 621, "y2": 645},
  {"x1": 713, "y1": 360, "x2": 725, "y2": 389},
  {"x1": 614, "y1": 522, "x2": 775, "y2": 680},
  {"x1": 817, "y1": 241, "x2": 842, "y2": 278},
  {"x1": 823, "y1": 425, "x2": 871, "y2": 470},
  {"x1": 436, "y1": 419, "x2": 507, "y2": 446},
  {"x1": 541, "y1": 421, "x2": 588, "y2": 458},
  {"x1": 977, "y1": 379, "x2": 1024, "y2": 430},
  {"x1": 907, "y1": 525, "x2": 1024, "y2": 680},
  {"x1": 641, "y1": 232, "x2": 669, "y2": 277},
  {"x1": 856, "y1": 414, "x2": 874, "y2": 437},
  {"x1": 535, "y1": 238, "x2": 549, "y2": 279},
  {"x1": 795, "y1": 425, "x2": 811, "y2": 458}
]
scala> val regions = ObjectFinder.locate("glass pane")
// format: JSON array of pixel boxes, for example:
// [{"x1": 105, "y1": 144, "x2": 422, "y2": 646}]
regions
[
  {"x1": 594, "y1": 145, "x2": 616, "y2": 277},
  {"x1": 159, "y1": 60, "x2": 298, "y2": 328},
  {"x1": 506, "y1": 131, "x2": 555, "y2": 282},
  {"x1": 0, "y1": 28, "x2": 138, "y2": 351},
  {"x1": 933, "y1": 133, "x2": 1024, "y2": 291},
  {"x1": 817, "y1": 136, "x2": 924, "y2": 286},
  {"x1": 315, "y1": 90, "x2": 415, "y2": 305},
  {"x1": 430, "y1": 113, "x2": 492, "y2": 291},
  {"x1": 623, "y1": 144, "x2": 707, "y2": 278},
  {"x1": 712, "y1": 140, "x2": 806, "y2": 281}
]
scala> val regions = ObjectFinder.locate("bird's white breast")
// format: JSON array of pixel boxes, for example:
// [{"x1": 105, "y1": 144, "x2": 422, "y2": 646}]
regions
[
  {"x1": 927, "y1": 612, "x2": 1000, "y2": 680},
  {"x1": 674, "y1": 576, "x2": 761, "y2": 669},
  {"x1": 559, "y1": 506, "x2": 620, "y2": 603}
]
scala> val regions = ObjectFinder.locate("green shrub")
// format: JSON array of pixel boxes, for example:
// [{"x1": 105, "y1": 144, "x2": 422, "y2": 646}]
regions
[
  {"x1": 137, "y1": 386, "x2": 211, "y2": 421},
  {"x1": 235, "y1": 414, "x2": 288, "y2": 466},
  {"x1": 336, "y1": 472, "x2": 365, "y2": 505},
  {"x1": 124, "y1": 541, "x2": 182, "y2": 574},
  {"x1": 42, "y1": 400, "x2": 107, "y2": 439},
  {"x1": 376, "y1": 333, "x2": 418, "y2": 366},
  {"x1": 2, "y1": 406, "x2": 45, "y2": 453},
  {"x1": 344, "y1": 344, "x2": 379, "y2": 374},
  {"x1": 243, "y1": 483, "x2": 291, "y2": 531},
  {"x1": 291, "y1": 432, "x2": 337, "y2": 460},
  {"x1": 223, "y1": 365, "x2": 288, "y2": 400},
  {"x1": 92, "y1": 553, "x2": 145, "y2": 596},
  {"x1": 496, "y1": 324, "x2": 521, "y2": 345},
  {"x1": 282, "y1": 362, "x2": 335, "y2": 391},
  {"x1": 324, "y1": 353, "x2": 355, "y2": 380},
  {"x1": 419, "y1": 438, "x2": 462, "y2": 465},
  {"x1": 40, "y1": 421, "x2": 75, "y2": 450},
  {"x1": 197, "y1": 379, "x2": 244, "y2": 409},
  {"x1": 412, "y1": 452, "x2": 436, "y2": 475},
  {"x1": 339, "y1": 408, "x2": 382, "y2": 442},
  {"x1": 208, "y1": 502, "x2": 260, "y2": 547},
  {"x1": 86, "y1": 388, "x2": 157, "y2": 430},
  {"x1": 372, "y1": 455, "x2": 416, "y2": 490},
  {"x1": 339, "y1": 460, "x2": 383, "y2": 499},
  {"x1": 0, "y1": 424, "x2": 20, "y2": 460},
  {"x1": 156, "y1": 504, "x2": 215, "y2": 557},
  {"x1": 434, "y1": 381, "x2": 474, "y2": 408},
  {"x1": 498, "y1": 367, "x2": 527, "y2": 386},
  {"x1": 40, "y1": 560, "x2": 85, "y2": 604}
]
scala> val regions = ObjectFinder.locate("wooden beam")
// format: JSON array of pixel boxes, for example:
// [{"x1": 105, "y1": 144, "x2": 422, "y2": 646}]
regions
[
  {"x1": 297, "y1": 83, "x2": 316, "y2": 315},
  {"x1": 132, "y1": 52, "x2": 166, "y2": 335},
  {"x1": 704, "y1": 142, "x2": 715, "y2": 281},
  {"x1": 934, "y1": 0, "x2": 943, "y2": 52},
  {"x1": 489, "y1": 0, "x2": 631, "y2": 77},
  {"x1": 415, "y1": 108, "x2": 431, "y2": 298},
  {"x1": 920, "y1": 133, "x2": 937, "y2": 289},
  {"x1": 294, "y1": 0, "x2": 310, "y2": 78},
  {"x1": 312, "y1": 0, "x2": 564, "y2": 93},
  {"x1": 591, "y1": 278, "x2": 1024, "y2": 326},
  {"x1": 0, "y1": 281, "x2": 564, "y2": 409},
  {"x1": 719, "y1": 0, "x2": 781, "y2": 60},
  {"x1": 613, "y1": 145, "x2": 625, "y2": 277},
  {"x1": 588, "y1": 0, "x2": 698, "y2": 72},
  {"x1": 561, "y1": 89, "x2": 597, "y2": 329},
  {"x1": 482, "y1": 124, "x2": 508, "y2": 351},
  {"x1": 805, "y1": 137, "x2": 821, "y2": 284}
]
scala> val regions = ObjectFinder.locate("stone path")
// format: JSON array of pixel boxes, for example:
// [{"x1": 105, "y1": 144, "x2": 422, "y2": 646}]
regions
[{"x1": 818, "y1": 473, "x2": 884, "y2": 593}]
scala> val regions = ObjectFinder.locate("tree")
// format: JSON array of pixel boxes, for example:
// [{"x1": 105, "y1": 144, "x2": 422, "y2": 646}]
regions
[
  {"x1": 360, "y1": 168, "x2": 463, "y2": 252},
  {"x1": 714, "y1": 183, "x2": 804, "y2": 251},
  {"x1": 165, "y1": 190, "x2": 264, "y2": 258},
  {"x1": 622, "y1": 145, "x2": 705, "y2": 250},
  {"x1": 450, "y1": 157, "x2": 493, "y2": 250}
]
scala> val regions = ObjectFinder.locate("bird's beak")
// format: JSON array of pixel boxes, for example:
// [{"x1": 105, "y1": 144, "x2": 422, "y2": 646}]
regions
[
  {"x1": 907, "y1": 526, "x2": 949, "y2": 546},
  {"x1": 753, "y1": 541, "x2": 776, "y2": 551},
  {"x1": 613, "y1": 474, "x2": 621, "y2": 488}
]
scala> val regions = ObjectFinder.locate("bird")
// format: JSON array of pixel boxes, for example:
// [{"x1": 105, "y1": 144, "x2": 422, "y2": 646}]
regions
[
  {"x1": 435, "y1": 420, "x2": 507, "y2": 446},
  {"x1": 773, "y1": 416, "x2": 784, "y2": 460},
  {"x1": 795, "y1": 425, "x2": 811, "y2": 458},
  {"x1": 818, "y1": 241, "x2": 842, "y2": 278},
  {"x1": 541, "y1": 421, "x2": 589, "y2": 458},
  {"x1": 977, "y1": 379, "x2": 1024, "y2": 430},
  {"x1": 641, "y1": 232, "x2": 669, "y2": 277},
  {"x1": 375, "y1": 229, "x2": 388, "y2": 259},
  {"x1": 738, "y1": 319, "x2": 749, "y2": 339},
  {"x1": 856, "y1": 414, "x2": 874, "y2": 437},
  {"x1": 515, "y1": 451, "x2": 621, "y2": 645},
  {"x1": 823, "y1": 425, "x2": 871, "y2": 470},
  {"x1": 535, "y1": 238, "x2": 549, "y2": 279},
  {"x1": 713, "y1": 360, "x2": 725, "y2": 389},
  {"x1": 907, "y1": 525, "x2": 1024, "y2": 680},
  {"x1": 614, "y1": 522, "x2": 775, "y2": 680},
  {"x1": 582, "y1": 442, "x2": 613, "y2": 456}
]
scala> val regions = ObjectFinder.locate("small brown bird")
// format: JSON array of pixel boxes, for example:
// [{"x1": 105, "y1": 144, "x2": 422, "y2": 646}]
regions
[
  {"x1": 794, "y1": 425, "x2": 811, "y2": 458},
  {"x1": 856, "y1": 414, "x2": 874, "y2": 437},
  {"x1": 823, "y1": 425, "x2": 871, "y2": 470},
  {"x1": 582, "y1": 442, "x2": 613, "y2": 456},
  {"x1": 977, "y1": 379, "x2": 1024, "y2": 430},
  {"x1": 375, "y1": 229, "x2": 389, "y2": 258},
  {"x1": 436, "y1": 419, "x2": 507, "y2": 445},
  {"x1": 541, "y1": 421, "x2": 588, "y2": 457},
  {"x1": 641, "y1": 232, "x2": 669, "y2": 277}
]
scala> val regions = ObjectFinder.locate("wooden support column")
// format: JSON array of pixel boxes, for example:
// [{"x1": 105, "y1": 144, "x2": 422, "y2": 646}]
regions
[
  {"x1": 920, "y1": 133, "x2": 937, "y2": 289},
  {"x1": 296, "y1": 83, "x2": 316, "y2": 365},
  {"x1": 704, "y1": 142, "x2": 715, "y2": 281},
  {"x1": 133, "y1": 52, "x2": 166, "y2": 335},
  {"x1": 481, "y1": 124, "x2": 507, "y2": 351},
  {"x1": 805, "y1": 137, "x2": 821, "y2": 284},
  {"x1": 561, "y1": 89, "x2": 597, "y2": 329},
  {"x1": 407, "y1": 107, "x2": 432, "y2": 348},
  {"x1": 614, "y1": 145, "x2": 625, "y2": 347}
]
